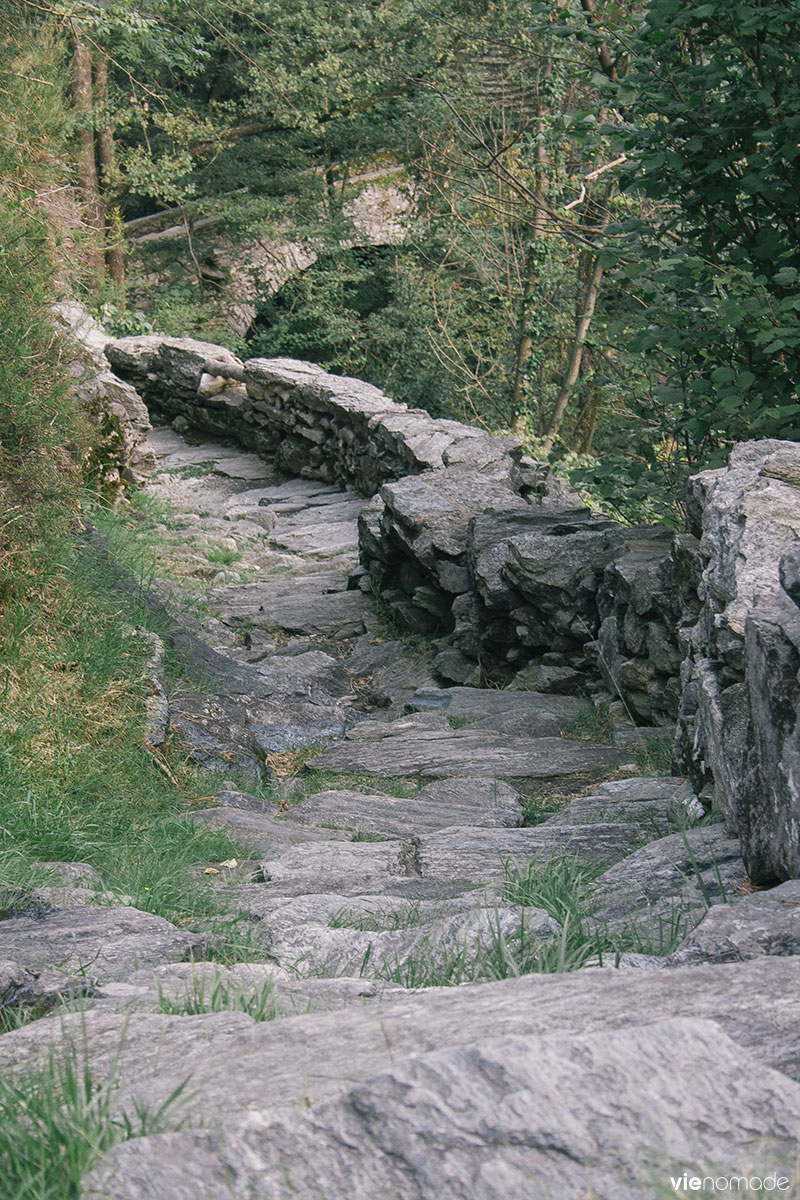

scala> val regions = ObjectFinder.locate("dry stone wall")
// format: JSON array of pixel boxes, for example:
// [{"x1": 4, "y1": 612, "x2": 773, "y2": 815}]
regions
[
  {"x1": 104, "y1": 335, "x2": 534, "y2": 496},
  {"x1": 104, "y1": 333, "x2": 800, "y2": 880}
]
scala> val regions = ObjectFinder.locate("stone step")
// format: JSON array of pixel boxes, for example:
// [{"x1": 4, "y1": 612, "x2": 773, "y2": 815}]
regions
[
  {"x1": 83, "y1": 1012, "x2": 800, "y2": 1200},
  {"x1": 282, "y1": 777, "x2": 524, "y2": 838},
  {"x1": 409, "y1": 685, "x2": 588, "y2": 736},
  {"x1": 0, "y1": 905, "x2": 209, "y2": 983},
  {"x1": 308, "y1": 724, "x2": 629, "y2": 780}
]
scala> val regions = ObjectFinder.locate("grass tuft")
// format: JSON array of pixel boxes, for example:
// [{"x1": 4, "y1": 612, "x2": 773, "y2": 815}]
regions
[
  {"x1": 0, "y1": 1043, "x2": 190, "y2": 1200},
  {"x1": 156, "y1": 972, "x2": 279, "y2": 1021}
]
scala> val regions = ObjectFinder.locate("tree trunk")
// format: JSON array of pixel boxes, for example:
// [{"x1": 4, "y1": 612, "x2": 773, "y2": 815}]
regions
[
  {"x1": 72, "y1": 29, "x2": 104, "y2": 287},
  {"x1": 541, "y1": 251, "x2": 604, "y2": 454},
  {"x1": 572, "y1": 344, "x2": 599, "y2": 453},
  {"x1": 510, "y1": 117, "x2": 548, "y2": 429},
  {"x1": 94, "y1": 57, "x2": 125, "y2": 292}
]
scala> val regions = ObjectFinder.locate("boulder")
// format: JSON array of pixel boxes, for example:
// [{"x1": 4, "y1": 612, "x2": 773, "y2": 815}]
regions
[
  {"x1": 83, "y1": 1018, "x2": 800, "y2": 1200},
  {"x1": 679, "y1": 441, "x2": 800, "y2": 882}
]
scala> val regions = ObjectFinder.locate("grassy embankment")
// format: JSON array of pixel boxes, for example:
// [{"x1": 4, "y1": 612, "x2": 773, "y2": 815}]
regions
[{"x1": 0, "y1": 29, "x2": 265, "y2": 942}]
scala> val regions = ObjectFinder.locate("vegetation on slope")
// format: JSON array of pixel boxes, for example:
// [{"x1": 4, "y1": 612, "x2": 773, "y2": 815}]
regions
[{"x1": 0, "y1": 12, "x2": 264, "y2": 939}]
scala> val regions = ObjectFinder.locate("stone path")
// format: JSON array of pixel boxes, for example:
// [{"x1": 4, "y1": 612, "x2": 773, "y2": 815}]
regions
[{"x1": 3, "y1": 426, "x2": 800, "y2": 1198}]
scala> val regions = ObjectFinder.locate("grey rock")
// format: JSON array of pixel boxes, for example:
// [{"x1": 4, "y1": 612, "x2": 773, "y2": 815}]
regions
[
  {"x1": 217, "y1": 585, "x2": 370, "y2": 638},
  {"x1": 249, "y1": 717, "x2": 347, "y2": 754},
  {"x1": 33, "y1": 862, "x2": 103, "y2": 888},
  {"x1": 666, "y1": 879, "x2": 800, "y2": 965},
  {"x1": 0, "y1": 958, "x2": 794, "y2": 1131},
  {"x1": 266, "y1": 905, "x2": 557, "y2": 980},
  {"x1": 542, "y1": 777, "x2": 688, "y2": 837},
  {"x1": 0, "y1": 905, "x2": 209, "y2": 982},
  {"x1": 409, "y1": 685, "x2": 585, "y2": 736},
  {"x1": 92, "y1": 961, "x2": 409, "y2": 1018},
  {"x1": 589, "y1": 824, "x2": 746, "y2": 934},
  {"x1": 507, "y1": 661, "x2": 588, "y2": 693},
  {"x1": 680, "y1": 441, "x2": 800, "y2": 880},
  {"x1": 0, "y1": 959, "x2": 97, "y2": 1011},
  {"x1": 308, "y1": 725, "x2": 627, "y2": 780},
  {"x1": 282, "y1": 777, "x2": 523, "y2": 838},
  {"x1": 83, "y1": 1018, "x2": 800, "y2": 1200},
  {"x1": 737, "y1": 599, "x2": 800, "y2": 882},
  {"x1": 187, "y1": 808, "x2": 352, "y2": 857},
  {"x1": 213, "y1": 788, "x2": 276, "y2": 814},
  {"x1": 779, "y1": 542, "x2": 800, "y2": 608},
  {"x1": 417, "y1": 823, "x2": 642, "y2": 885},
  {"x1": 433, "y1": 648, "x2": 482, "y2": 686},
  {"x1": 54, "y1": 303, "x2": 154, "y2": 492},
  {"x1": 254, "y1": 839, "x2": 416, "y2": 897}
]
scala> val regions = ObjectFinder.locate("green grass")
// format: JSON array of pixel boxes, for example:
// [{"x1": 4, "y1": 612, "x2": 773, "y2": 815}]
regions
[
  {"x1": 446, "y1": 715, "x2": 475, "y2": 730},
  {"x1": 156, "y1": 972, "x2": 279, "y2": 1021},
  {"x1": 0, "y1": 500, "x2": 270, "y2": 934},
  {"x1": 191, "y1": 915, "x2": 273, "y2": 965},
  {"x1": 520, "y1": 789, "x2": 571, "y2": 826},
  {"x1": 329, "y1": 900, "x2": 435, "y2": 932},
  {"x1": 633, "y1": 735, "x2": 675, "y2": 777},
  {"x1": 502, "y1": 852, "x2": 702, "y2": 967},
  {"x1": 367, "y1": 911, "x2": 557, "y2": 987},
  {"x1": 0, "y1": 1043, "x2": 190, "y2": 1200},
  {"x1": 206, "y1": 545, "x2": 241, "y2": 567},
  {"x1": 561, "y1": 702, "x2": 614, "y2": 745},
  {"x1": 157, "y1": 461, "x2": 216, "y2": 480}
]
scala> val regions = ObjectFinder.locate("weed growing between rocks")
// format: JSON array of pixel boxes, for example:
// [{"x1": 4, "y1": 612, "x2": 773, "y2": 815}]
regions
[
  {"x1": 0, "y1": 1043, "x2": 190, "y2": 1200},
  {"x1": 193, "y1": 917, "x2": 273, "y2": 966},
  {"x1": 634, "y1": 735, "x2": 675, "y2": 777},
  {"x1": 561, "y1": 702, "x2": 614, "y2": 744},
  {"x1": 156, "y1": 973, "x2": 279, "y2": 1021},
  {"x1": 329, "y1": 900, "x2": 436, "y2": 931}
]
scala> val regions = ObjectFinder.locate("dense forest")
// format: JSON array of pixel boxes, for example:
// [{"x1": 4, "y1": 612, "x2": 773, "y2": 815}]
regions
[{"x1": 2, "y1": 0, "x2": 800, "y2": 524}]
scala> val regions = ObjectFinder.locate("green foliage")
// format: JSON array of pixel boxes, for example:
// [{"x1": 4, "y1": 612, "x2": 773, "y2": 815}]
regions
[
  {"x1": 0, "y1": 20, "x2": 90, "y2": 592},
  {"x1": 562, "y1": 702, "x2": 614, "y2": 745},
  {"x1": 0, "y1": 495, "x2": 268, "y2": 931},
  {"x1": 611, "y1": 0, "x2": 800, "y2": 460},
  {"x1": 156, "y1": 973, "x2": 279, "y2": 1021},
  {"x1": 0, "y1": 1044, "x2": 189, "y2": 1200}
]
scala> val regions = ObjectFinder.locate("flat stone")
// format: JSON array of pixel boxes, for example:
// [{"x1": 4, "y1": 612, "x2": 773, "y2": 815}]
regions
[
  {"x1": 409, "y1": 686, "x2": 587, "y2": 736},
  {"x1": 308, "y1": 726, "x2": 627, "y2": 780},
  {"x1": 666, "y1": 879, "x2": 800, "y2": 966},
  {"x1": 211, "y1": 455, "x2": 274, "y2": 481},
  {"x1": 282, "y1": 777, "x2": 523, "y2": 838},
  {"x1": 543, "y1": 778, "x2": 690, "y2": 837},
  {"x1": 3, "y1": 958, "x2": 798, "y2": 1133},
  {"x1": 187, "y1": 808, "x2": 352, "y2": 857},
  {"x1": 268, "y1": 521, "x2": 360, "y2": 558},
  {"x1": 0, "y1": 905, "x2": 208, "y2": 982},
  {"x1": 417, "y1": 824, "x2": 643, "y2": 885},
  {"x1": 219, "y1": 587, "x2": 370, "y2": 637},
  {"x1": 253, "y1": 839, "x2": 417, "y2": 897},
  {"x1": 84, "y1": 1018, "x2": 800, "y2": 1200}
]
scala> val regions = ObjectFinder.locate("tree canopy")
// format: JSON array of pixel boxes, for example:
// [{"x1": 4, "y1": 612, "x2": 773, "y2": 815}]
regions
[{"x1": 4, "y1": 0, "x2": 799, "y2": 521}]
